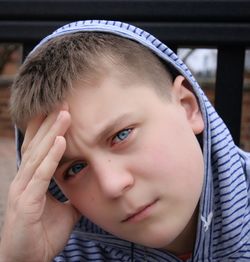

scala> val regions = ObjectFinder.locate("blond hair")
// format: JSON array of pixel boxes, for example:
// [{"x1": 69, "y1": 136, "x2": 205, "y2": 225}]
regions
[{"x1": 10, "y1": 32, "x2": 173, "y2": 128}]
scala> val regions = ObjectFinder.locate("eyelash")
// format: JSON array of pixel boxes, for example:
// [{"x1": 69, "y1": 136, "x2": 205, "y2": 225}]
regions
[
  {"x1": 64, "y1": 161, "x2": 87, "y2": 180},
  {"x1": 63, "y1": 128, "x2": 133, "y2": 180},
  {"x1": 111, "y1": 128, "x2": 133, "y2": 146}
]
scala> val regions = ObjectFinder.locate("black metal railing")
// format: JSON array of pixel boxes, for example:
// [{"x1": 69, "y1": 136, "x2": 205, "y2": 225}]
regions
[{"x1": 0, "y1": 0, "x2": 250, "y2": 145}]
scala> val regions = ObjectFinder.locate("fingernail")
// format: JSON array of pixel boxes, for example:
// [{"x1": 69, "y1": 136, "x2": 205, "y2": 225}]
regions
[
  {"x1": 54, "y1": 136, "x2": 62, "y2": 145},
  {"x1": 56, "y1": 111, "x2": 64, "y2": 121}
]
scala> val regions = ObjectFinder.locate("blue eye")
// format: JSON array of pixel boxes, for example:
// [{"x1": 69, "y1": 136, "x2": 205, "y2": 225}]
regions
[
  {"x1": 112, "y1": 128, "x2": 132, "y2": 144},
  {"x1": 65, "y1": 162, "x2": 87, "y2": 179}
]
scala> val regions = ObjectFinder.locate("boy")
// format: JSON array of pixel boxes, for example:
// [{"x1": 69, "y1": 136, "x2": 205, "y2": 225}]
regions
[{"x1": 0, "y1": 20, "x2": 249, "y2": 261}]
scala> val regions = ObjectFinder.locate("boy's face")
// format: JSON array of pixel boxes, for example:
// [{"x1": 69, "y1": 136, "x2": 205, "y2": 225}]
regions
[{"x1": 53, "y1": 72, "x2": 204, "y2": 252}]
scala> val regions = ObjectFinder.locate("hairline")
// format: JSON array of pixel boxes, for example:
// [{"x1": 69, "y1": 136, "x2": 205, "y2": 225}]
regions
[{"x1": 11, "y1": 32, "x2": 174, "y2": 129}]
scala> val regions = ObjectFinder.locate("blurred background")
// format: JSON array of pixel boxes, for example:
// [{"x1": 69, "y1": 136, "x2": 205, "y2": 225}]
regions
[
  {"x1": 0, "y1": 44, "x2": 250, "y2": 231},
  {"x1": 0, "y1": 44, "x2": 21, "y2": 231}
]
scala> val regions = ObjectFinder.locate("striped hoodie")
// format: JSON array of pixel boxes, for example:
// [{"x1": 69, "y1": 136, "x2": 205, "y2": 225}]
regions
[{"x1": 16, "y1": 20, "x2": 250, "y2": 261}]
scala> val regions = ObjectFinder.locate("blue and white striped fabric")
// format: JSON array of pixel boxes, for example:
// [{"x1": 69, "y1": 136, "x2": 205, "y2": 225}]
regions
[{"x1": 17, "y1": 20, "x2": 250, "y2": 261}]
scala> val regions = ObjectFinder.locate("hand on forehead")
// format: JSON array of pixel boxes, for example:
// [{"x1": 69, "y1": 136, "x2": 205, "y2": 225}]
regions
[{"x1": 23, "y1": 103, "x2": 70, "y2": 149}]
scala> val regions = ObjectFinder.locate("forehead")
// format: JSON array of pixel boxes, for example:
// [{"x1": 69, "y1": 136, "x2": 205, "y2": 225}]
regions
[
  {"x1": 65, "y1": 72, "x2": 169, "y2": 139},
  {"x1": 67, "y1": 73, "x2": 151, "y2": 119},
  {"x1": 68, "y1": 66, "x2": 169, "y2": 107}
]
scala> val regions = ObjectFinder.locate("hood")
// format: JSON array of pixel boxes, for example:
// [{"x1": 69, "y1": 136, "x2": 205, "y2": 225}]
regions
[{"x1": 16, "y1": 20, "x2": 250, "y2": 261}]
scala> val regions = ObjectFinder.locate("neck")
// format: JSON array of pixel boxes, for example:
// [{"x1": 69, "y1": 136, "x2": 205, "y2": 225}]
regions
[{"x1": 163, "y1": 206, "x2": 198, "y2": 256}]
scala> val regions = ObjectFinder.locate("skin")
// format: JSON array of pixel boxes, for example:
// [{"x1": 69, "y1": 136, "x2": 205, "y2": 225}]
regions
[
  {"x1": 0, "y1": 108, "x2": 80, "y2": 262},
  {"x1": 0, "y1": 73, "x2": 204, "y2": 261},
  {"x1": 56, "y1": 74, "x2": 204, "y2": 253}
]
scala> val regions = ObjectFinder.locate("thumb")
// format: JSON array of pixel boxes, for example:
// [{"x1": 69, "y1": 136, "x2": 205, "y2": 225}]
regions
[
  {"x1": 45, "y1": 194, "x2": 81, "y2": 227},
  {"x1": 64, "y1": 200, "x2": 81, "y2": 225}
]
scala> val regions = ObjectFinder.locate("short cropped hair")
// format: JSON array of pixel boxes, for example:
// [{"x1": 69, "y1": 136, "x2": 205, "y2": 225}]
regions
[{"x1": 10, "y1": 32, "x2": 174, "y2": 128}]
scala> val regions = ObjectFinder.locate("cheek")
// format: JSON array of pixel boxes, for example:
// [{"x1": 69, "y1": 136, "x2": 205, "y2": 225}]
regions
[
  {"x1": 56, "y1": 181, "x2": 98, "y2": 213},
  {"x1": 70, "y1": 188, "x2": 95, "y2": 207},
  {"x1": 133, "y1": 128, "x2": 204, "y2": 192},
  {"x1": 66, "y1": 183, "x2": 111, "y2": 223},
  {"x1": 129, "y1": 142, "x2": 174, "y2": 181}
]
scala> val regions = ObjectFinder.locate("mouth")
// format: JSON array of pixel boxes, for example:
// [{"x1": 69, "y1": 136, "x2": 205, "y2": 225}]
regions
[{"x1": 122, "y1": 199, "x2": 158, "y2": 223}]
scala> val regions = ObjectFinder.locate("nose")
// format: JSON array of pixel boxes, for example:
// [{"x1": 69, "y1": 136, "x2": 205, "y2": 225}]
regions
[{"x1": 93, "y1": 158, "x2": 134, "y2": 198}]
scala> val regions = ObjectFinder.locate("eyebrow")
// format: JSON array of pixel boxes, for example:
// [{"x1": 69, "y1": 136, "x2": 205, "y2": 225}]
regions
[
  {"x1": 94, "y1": 112, "x2": 136, "y2": 143},
  {"x1": 58, "y1": 155, "x2": 73, "y2": 169},
  {"x1": 57, "y1": 112, "x2": 136, "y2": 169}
]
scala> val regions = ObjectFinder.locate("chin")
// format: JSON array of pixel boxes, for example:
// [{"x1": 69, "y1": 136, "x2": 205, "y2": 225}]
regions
[
  {"x1": 127, "y1": 231, "x2": 178, "y2": 249},
  {"x1": 132, "y1": 239, "x2": 174, "y2": 252}
]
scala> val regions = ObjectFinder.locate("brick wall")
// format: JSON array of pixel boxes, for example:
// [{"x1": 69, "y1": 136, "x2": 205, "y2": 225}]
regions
[
  {"x1": 0, "y1": 46, "x2": 20, "y2": 139},
  {"x1": 241, "y1": 88, "x2": 250, "y2": 150},
  {"x1": 0, "y1": 81, "x2": 15, "y2": 138},
  {"x1": 202, "y1": 84, "x2": 250, "y2": 151}
]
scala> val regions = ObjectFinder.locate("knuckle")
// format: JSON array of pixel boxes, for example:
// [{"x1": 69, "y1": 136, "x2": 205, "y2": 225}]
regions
[
  {"x1": 21, "y1": 140, "x2": 33, "y2": 157},
  {"x1": 33, "y1": 169, "x2": 47, "y2": 183},
  {"x1": 24, "y1": 149, "x2": 40, "y2": 168},
  {"x1": 28, "y1": 152, "x2": 39, "y2": 166},
  {"x1": 20, "y1": 142, "x2": 28, "y2": 156}
]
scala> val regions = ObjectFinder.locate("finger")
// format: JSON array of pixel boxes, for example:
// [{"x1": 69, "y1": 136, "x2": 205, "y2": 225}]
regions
[
  {"x1": 40, "y1": 194, "x2": 81, "y2": 248},
  {"x1": 21, "y1": 114, "x2": 45, "y2": 155},
  {"x1": 15, "y1": 111, "x2": 71, "y2": 190},
  {"x1": 18, "y1": 111, "x2": 70, "y2": 181},
  {"x1": 46, "y1": 194, "x2": 81, "y2": 226},
  {"x1": 64, "y1": 201, "x2": 81, "y2": 226},
  {"x1": 21, "y1": 103, "x2": 69, "y2": 156},
  {"x1": 21, "y1": 110, "x2": 60, "y2": 157},
  {"x1": 24, "y1": 136, "x2": 66, "y2": 203}
]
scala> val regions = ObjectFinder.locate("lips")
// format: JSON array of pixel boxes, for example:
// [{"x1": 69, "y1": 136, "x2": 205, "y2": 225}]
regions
[{"x1": 122, "y1": 199, "x2": 158, "y2": 223}]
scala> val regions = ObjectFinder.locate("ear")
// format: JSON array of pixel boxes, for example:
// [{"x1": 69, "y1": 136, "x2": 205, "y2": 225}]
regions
[{"x1": 172, "y1": 75, "x2": 204, "y2": 135}]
